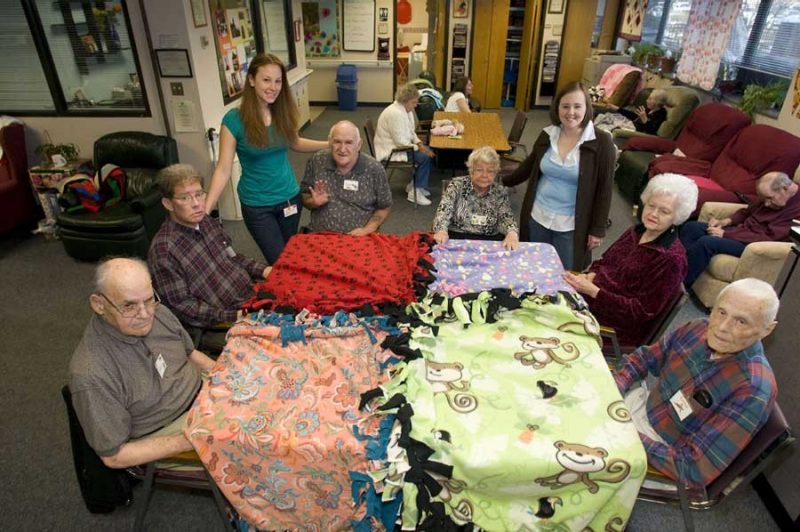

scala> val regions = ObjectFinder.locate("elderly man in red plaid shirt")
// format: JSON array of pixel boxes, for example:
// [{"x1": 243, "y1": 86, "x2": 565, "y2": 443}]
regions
[
  {"x1": 148, "y1": 164, "x2": 271, "y2": 330},
  {"x1": 613, "y1": 278, "x2": 779, "y2": 489}
]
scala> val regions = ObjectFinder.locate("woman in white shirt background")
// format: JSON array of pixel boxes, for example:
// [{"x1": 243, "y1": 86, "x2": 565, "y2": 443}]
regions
[
  {"x1": 374, "y1": 84, "x2": 436, "y2": 206},
  {"x1": 445, "y1": 77, "x2": 473, "y2": 113},
  {"x1": 502, "y1": 81, "x2": 615, "y2": 270}
]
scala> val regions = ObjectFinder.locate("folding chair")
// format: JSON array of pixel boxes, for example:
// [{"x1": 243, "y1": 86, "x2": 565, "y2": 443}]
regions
[
  {"x1": 637, "y1": 401, "x2": 794, "y2": 532},
  {"x1": 600, "y1": 286, "x2": 687, "y2": 367},
  {"x1": 62, "y1": 385, "x2": 232, "y2": 530},
  {"x1": 364, "y1": 119, "x2": 421, "y2": 207}
]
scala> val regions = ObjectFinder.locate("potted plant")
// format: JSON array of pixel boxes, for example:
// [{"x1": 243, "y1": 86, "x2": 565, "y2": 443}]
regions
[
  {"x1": 738, "y1": 81, "x2": 789, "y2": 117},
  {"x1": 631, "y1": 43, "x2": 663, "y2": 67},
  {"x1": 659, "y1": 49, "x2": 679, "y2": 75},
  {"x1": 35, "y1": 132, "x2": 80, "y2": 166}
]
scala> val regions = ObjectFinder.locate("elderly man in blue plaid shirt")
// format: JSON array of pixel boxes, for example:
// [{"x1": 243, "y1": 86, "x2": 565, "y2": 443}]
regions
[{"x1": 614, "y1": 278, "x2": 779, "y2": 489}]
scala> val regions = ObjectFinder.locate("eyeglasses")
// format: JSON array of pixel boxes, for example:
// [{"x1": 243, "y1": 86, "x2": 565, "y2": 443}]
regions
[
  {"x1": 172, "y1": 190, "x2": 207, "y2": 203},
  {"x1": 99, "y1": 292, "x2": 160, "y2": 317}
]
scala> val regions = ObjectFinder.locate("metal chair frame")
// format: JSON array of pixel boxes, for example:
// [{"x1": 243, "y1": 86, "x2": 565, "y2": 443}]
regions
[{"x1": 364, "y1": 119, "x2": 421, "y2": 208}]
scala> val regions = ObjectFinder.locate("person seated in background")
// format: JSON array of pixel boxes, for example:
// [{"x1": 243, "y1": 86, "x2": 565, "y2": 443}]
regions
[
  {"x1": 445, "y1": 76, "x2": 473, "y2": 113},
  {"x1": 598, "y1": 89, "x2": 668, "y2": 135},
  {"x1": 680, "y1": 171, "x2": 800, "y2": 288},
  {"x1": 148, "y1": 164, "x2": 270, "y2": 329},
  {"x1": 563, "y1": 173, "x2": 697, "y2": 347},
  {"x1": 69, "y1": 258, "x2": 216, "y2": 468},
  {"x1": 301, "y1": 120, "x2": 392, "y2": 235},
  {"x1": 432, "y1": 146, "x2": 519, "y2": 250},
  {"x1": 374, "y1": 84, "x2": 435, "y2": 206},
  {"x1": 613, "y1": 278, "x2": 778, "y2": 489}
]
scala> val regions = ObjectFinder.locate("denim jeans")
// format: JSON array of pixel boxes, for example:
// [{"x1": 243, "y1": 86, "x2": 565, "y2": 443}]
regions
[
  {"x1": 412, "y1": 150, "x2": 432, "y2": 188},
  {"x1": 528, "y1": 218, "x2": 575, "y2": 271},
  {"x1": 680, "y1": 221, "x2": 747, "y2": 288},
  {"x1": 241, "y1": 193, "x2": 302, "y2": 264}
]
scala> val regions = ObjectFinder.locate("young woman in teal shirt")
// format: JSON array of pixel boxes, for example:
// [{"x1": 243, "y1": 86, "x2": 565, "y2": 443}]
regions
[{"x1": 205, "y1": 53, "x2": 327, "y2": 264}]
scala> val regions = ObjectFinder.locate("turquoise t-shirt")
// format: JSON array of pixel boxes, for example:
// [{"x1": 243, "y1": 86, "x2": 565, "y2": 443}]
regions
[{"x1": 222, "y1": 108, "x2": 299, "y2": 207}]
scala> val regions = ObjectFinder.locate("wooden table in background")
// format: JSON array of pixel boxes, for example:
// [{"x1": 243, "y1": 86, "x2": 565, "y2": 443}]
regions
[{"x1": 428, "y1": 112, "x2": 511, "y2": 152}]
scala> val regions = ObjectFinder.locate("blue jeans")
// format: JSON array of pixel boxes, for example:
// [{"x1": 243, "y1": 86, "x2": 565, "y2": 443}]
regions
[
  {"x1": 241, "y1": 193, "x2": 302, "y2": 264},
  {"x1": 528, "y1": 218, "x2": 575, "y2": 270},
  {"x1": 412, "y1": 150, "x2": 432, "y2": 188},
  {"x1": 680, "y1": 221, "x2": 747, "y2": 288}
]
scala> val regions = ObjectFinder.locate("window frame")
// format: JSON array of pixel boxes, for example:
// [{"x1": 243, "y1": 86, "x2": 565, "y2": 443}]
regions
[{"x1": 5, "y1": 0, "x2": 151, "y2": 117}]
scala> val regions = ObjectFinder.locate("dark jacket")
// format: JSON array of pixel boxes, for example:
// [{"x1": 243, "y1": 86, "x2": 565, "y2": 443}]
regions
[
  {"x1": 620, "y1": 106, "x2": 668, "y2": 135},
  {"x1": 503, "y1": 127, "x2": 616, "y2": 270}
]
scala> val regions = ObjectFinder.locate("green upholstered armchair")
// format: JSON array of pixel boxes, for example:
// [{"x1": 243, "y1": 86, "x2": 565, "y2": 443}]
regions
[
  {"x1": 57, "y1": 131, "x2": 178, "y2": 261},
  {"x1": 612, "y1": 86, "x2": 700, "y2": 143}
]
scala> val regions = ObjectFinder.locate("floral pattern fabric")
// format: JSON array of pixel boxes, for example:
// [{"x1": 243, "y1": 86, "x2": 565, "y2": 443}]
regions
[
  {"x1": 364, "y1": 291, "x2": 647, "y2": 530},
  {"x1": 429, "y1": 240, "x2": 577, "y2": 297},
  {"x1": 185, "y1": 313, "x2": 396, "y2": 530},
  {"x1": 676, "y1": 0, "x2": 741, "y2": 90}
]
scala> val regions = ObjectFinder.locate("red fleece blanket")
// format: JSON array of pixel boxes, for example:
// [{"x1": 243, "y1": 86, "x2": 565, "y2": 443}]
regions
[{"x1": 244, "y1": 232, "x2": 434, "y2": 315}]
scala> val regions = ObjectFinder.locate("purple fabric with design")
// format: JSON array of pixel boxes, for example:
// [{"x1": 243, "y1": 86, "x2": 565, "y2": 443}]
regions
[{"x1": 430, "y1": 240, "x2": 576, "y2": 297}]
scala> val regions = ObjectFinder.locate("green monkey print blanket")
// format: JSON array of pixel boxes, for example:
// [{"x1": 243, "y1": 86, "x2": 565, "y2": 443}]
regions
[{"x1": 364, "y1": 291, "x2": 646, "y2": 531}]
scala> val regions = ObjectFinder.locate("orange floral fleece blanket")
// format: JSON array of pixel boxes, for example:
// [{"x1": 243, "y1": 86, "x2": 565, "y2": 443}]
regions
[{"x1": 184, "y1": 313, "x2": 397, "y2": 530}]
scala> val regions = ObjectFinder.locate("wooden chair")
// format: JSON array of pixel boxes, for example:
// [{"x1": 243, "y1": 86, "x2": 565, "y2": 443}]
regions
[
  {"x1": 638, "y1": 401, "x2": 794, "y2": 532},
  {"x1": 364, "y1": 119, "x2": 421, "y2": 207},
  {"x1": 499, "y1": 111, "x2": 529, "y2": 178},
  {"x1": 600, "y1": 286, "x2": 687, "y2": 366},
  {"x1": 62, "y1": 385, "x2": 232, "y2": 530}
]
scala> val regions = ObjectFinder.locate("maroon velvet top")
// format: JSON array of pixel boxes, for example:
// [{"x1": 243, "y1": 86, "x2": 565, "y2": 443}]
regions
[
  {"x1": 724, "y1": 191, "x2": 800, "y2": 244},
  {"x1": 587, "y1": 225, "x2": 687, "y2": 347}
]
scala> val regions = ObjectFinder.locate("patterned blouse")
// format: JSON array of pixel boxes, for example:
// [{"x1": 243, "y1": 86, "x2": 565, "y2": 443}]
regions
[{"x1": 432, "y1": 175, "x2": 518, "y2": 236}]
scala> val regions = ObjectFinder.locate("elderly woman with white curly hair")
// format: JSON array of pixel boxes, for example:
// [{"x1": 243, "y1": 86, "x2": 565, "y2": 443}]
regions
[
  {"x1": 564, "y1": 173, "x2": 698, "y2": 347},
  {"x1": 432, "y1": 146, "x2": 519, "y2": 250}
]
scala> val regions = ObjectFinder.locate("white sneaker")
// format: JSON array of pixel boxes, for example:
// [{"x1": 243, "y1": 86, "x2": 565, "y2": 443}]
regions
[
  {"x1": 407, "y1": 188, "x2": 432, "y2": 206},
  {"x1": 405, "y1": 182, "x2": 431, "y2": 197}
]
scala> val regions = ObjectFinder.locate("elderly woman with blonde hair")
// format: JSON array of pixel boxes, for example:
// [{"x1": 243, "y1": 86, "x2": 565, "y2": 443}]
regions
[
  {"x1": 432, "y1": 146, "x2": 519, "y2": 250},
  {"x1": 564, "y1": 173, "x2": 698, "y2": 347},
  {"x1": 374, "y1": 83, "x2": 435, "y2": 206}
]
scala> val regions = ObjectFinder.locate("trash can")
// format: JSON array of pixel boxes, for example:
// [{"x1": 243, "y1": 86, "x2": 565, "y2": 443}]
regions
[{"x1": 336, "y1": 64, "x2": 358, "y2": 111}]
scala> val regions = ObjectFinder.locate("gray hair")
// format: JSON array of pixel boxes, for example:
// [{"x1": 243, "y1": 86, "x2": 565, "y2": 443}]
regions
[
  {"x1": 395, "y1": 83, "x2": 420, "y2": 104},
  {"x1": 640, "y1": 173, "x2": 698, "y2": 225},
  {"x1": 158, "y1": 164, "x2": 203, "y2": 198},
  {"x1": 718, "y1": 278, "x2": 780, "y2": 324},
  {"x1": 762, "y1": 171, "x2": 792, "y2": 192},
  {"x1": 466, "y1": 146, "x2": 500, "y2": 173},
  {"x1": 94, "y1": 257, "x2": 150, "y2": 294},
  {"x1": 650, "y1": 89, "x2": 668, "y2": 106},
  {"x1": 328, "y1": 120, "x2": 361, "y2": 142}
]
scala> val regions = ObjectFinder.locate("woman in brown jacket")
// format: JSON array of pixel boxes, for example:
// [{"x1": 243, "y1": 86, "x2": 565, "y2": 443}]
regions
[{"x1": 503, "y1": 82, "x2": 615, "y2": 271}]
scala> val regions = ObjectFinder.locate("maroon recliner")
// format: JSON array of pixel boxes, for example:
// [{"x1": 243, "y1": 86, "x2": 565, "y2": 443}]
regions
[{"x1": 0, "y1": 122, "x2": 40, "y2": 234}]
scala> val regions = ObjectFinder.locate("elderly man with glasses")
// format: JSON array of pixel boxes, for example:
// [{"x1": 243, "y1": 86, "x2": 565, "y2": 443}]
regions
[
  {"x1": 69, "y1": 257, "x2": 216, "y2": 467},
  {"x1": 147, "y1": 164, "x2": 271, "y2": 330}
]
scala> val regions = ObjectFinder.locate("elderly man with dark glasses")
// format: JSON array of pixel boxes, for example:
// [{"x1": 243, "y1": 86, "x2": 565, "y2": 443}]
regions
[{"x1": 68, "y1": 257, "x2": 216, "y2": 468}]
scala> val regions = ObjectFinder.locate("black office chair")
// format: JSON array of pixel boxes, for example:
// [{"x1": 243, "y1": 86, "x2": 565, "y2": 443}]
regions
[
  {"x1": 364, "y1": 119, "x2": 422, "y2": 207},
  {"x1": 499, "y1": 111, "x2": 530, "y2": 179}
]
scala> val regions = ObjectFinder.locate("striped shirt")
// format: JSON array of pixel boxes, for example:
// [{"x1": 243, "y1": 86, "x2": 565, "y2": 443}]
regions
[{"x1": 614, "y1": 318, "x2": 776, "y2": 488}]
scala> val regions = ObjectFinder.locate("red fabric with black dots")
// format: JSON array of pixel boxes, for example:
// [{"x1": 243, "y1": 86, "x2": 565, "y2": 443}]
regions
[{"x1": 245, "y1": 232, "x2": 433, "y2": 314}]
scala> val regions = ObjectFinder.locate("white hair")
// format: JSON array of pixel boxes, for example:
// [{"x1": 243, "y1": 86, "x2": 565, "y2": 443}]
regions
[
  {"x1": 328, "y1": 120, "x2": 360, "y2": 142},
  {"x1": 641, "y1": 173, "x2": 698, "y2": 225},
  {"x1": 718, "y1": 278, "x2": 780, "y2": 324},
  {"x1": 94, "y1": 257, "x2": 149, "y2": 294},
  {"x1": 466, "y1": 146, "x2": 500, "y2": 173}
]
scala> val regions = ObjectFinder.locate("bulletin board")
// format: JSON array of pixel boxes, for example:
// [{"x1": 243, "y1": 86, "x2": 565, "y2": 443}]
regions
[
  {"x1": 209, "y1": 0, "x2": 258, "y2": 103},
  {"x1": 343, "y1": 0, "x2": 375, "y2": 51},
  {"x1": 302, "y1": 0, "x2": 341, "y2": 57}
]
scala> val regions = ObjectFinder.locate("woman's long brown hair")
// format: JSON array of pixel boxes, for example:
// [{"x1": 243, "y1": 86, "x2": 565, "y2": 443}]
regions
[{"x1": 239, "y1": 53, "x2": 299, "y2": 148}]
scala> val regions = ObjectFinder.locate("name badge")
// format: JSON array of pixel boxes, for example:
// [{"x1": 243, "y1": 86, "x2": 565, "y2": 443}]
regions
[
  {"x1": 224, "y1": 245, "x2": 236, "y2": 258},
  {"x1": 155, "y1": 353, "x2": 167, "y2": 379},
  {"x1": 669, "y1": 390, "x2": 693, "y2": 421},
  {"x1": 343, "y1": 179, "x2": 359, "y2": 191},
  {"x1": 471, "y1": 214, "x2": 489, "y2": 226},
  {"x1": 283, "y1": 204, "x2": 298, "y2": 217}
]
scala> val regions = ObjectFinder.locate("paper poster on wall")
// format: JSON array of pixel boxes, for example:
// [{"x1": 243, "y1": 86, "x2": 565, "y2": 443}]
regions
[
  {"x1": 302, "y1": 0, "x2": 340, "y2": 57},
  {"x1": 209, "y1": 0, "x2": 258, "y2": 104},
  {"x1": 619, "y1": 0, "x2": 646, "y2": 41},
  {"x1": 343, "y1": 0, "x2": 375, "y2": 52}
]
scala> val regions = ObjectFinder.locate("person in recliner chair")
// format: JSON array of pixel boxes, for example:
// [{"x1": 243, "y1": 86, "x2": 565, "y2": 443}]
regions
[{"x1": 148, "y1": 164, "x2": 271, "y2": 328}]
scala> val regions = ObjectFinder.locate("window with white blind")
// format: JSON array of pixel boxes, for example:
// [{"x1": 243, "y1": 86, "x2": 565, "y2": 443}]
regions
[
  {"x1": 0, "y1": 4, "x2": 56, "y2": 111},
  {"x1": 0, "y1": 0, "x2": 149, "y2": 116}
]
